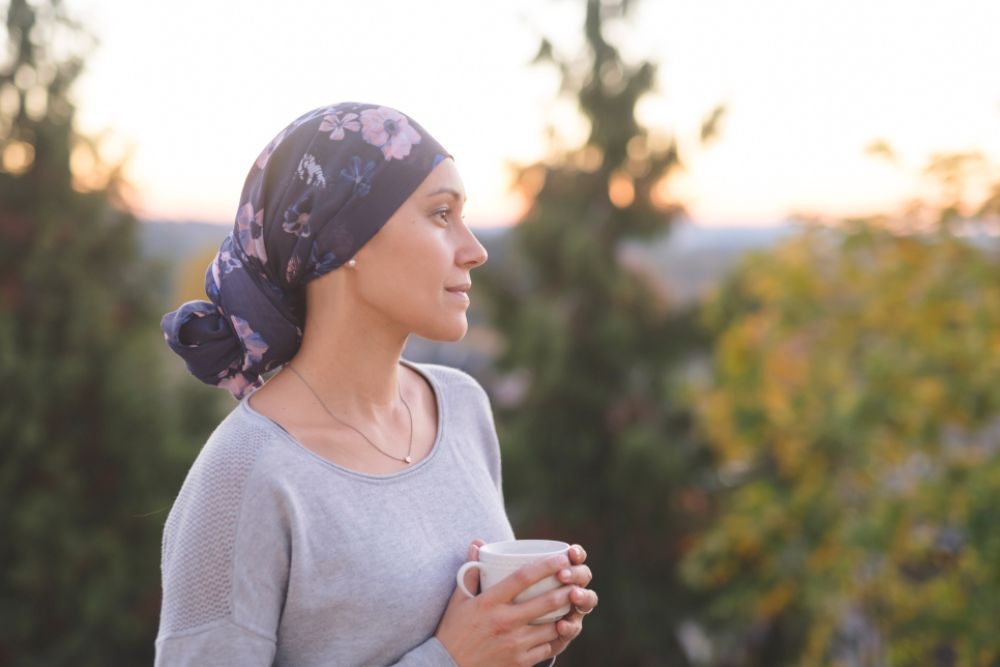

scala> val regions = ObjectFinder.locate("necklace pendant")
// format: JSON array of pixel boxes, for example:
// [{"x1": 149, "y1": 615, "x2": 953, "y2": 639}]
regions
[{"x1": 404, "y1": 455, "x2": 413, "y2": 464}]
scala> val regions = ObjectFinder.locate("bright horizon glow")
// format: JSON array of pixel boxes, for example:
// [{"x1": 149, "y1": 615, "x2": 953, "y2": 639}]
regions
[{"x1": 68, "y1": 0, "x2": 1000, "y2": 228}]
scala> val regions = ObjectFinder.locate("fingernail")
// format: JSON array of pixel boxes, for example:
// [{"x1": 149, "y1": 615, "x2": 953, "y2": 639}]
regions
[
  {"x1": 571, "y1": 547, "x2": 582, "y2": 559},
  {"x1": 560, "y1": 568, "x2": 572, "y2": 580}
]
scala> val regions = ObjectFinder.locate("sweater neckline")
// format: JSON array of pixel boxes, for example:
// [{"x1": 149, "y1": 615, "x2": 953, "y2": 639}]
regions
[{"x1": 239, "y1": 357, "x2": 446, "y2": 482}]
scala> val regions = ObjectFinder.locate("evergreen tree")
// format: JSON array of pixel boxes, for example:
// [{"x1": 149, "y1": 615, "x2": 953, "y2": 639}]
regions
[
  {"x1": 476, "y1": 1, "x2": 723, "y2": 663},
  {"x1": 0, "y1": 1, "x2": 221, "y2": 663}
]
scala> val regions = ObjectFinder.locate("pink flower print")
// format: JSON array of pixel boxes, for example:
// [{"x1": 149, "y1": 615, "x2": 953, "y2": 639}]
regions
[
  {"x1": 360, "y1": 107, "x2": 422, "y2": 160},
  {"x1": 286, "y1": 253, "x2": 303, "y2": 284},
  {"x1": 319, "y1": 111, "x2": 361, "y2": 140},
  {"x1": 218, "y1": 371, "x2": 260, "y2": 399},
  {"x1": 282, "y1": 197, "x2": 312, "y2": 237},
  {"x1": 237, "y1": 202, "x2": 268, "y2": 264},
  {"x1": 230, "y1": 314, "x2": 269, "y2": 366}
]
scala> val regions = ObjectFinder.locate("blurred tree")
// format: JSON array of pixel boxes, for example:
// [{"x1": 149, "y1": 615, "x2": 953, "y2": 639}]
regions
[
  {"x1": 174, "y1": 243, "x2": 221, "y2": 306},
  {"x1": 0, "y1": 1, "x2": 222, "y2": 664},
  {"x1": 476, "y1": 0, "x2": 724, "y2": 663},
  {"x1": 682, "y1": 181, "x2": 1000, "y2": 665}
]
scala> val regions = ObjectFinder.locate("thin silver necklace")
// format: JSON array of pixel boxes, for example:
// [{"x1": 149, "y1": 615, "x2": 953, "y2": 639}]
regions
[{"x1": 284, "y1": 363, "x2": 415, "y2": 464}]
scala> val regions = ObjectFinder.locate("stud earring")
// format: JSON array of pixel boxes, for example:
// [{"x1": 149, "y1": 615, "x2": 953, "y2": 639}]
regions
[{"x1": 347, "y1": 259, "x2": 357, "y2": 268}]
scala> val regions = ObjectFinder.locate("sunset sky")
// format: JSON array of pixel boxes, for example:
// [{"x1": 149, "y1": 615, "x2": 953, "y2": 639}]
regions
[{"x1": 68, "y1": 0, "x2": 1000, "y2": 228}]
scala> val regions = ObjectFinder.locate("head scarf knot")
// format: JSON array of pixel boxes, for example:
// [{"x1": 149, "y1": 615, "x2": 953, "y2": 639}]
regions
[{"x1": 161, "y1": 102, "x2": 449, "y2": 398}]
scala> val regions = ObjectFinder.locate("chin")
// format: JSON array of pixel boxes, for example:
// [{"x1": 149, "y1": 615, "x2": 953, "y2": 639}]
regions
[{"x1": 417, "y1": 317, "x2": 469, "y2": 343}]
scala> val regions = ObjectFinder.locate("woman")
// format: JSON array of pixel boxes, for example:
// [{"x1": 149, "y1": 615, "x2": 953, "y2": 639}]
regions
[{"x1": 156, "y1": 102, "x2": 598, "y2": 666}]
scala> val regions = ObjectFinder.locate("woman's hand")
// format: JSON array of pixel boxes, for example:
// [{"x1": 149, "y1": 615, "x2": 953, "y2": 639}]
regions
[
  {"x1": 548, "y1": 544, "x2": 597, "y2": 658},
  {"x1": 435, "y1": 540, "x2": 576, "y2": 667}
]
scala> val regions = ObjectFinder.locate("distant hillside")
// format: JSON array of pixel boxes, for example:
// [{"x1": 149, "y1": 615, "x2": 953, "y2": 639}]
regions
[
  {"x1": 140, "y1": 220, "x2": 226, "y2": 309},
  {"x1": 139, "y1": 217, "x2": 797, "y2": 376},
  {"x1": 141, "y1": 219, "x2": 514, "y2": 263},
  {"x1": 139, "y1": 218, "x2": 797, "y2": 306},
  {"x1": 621, "y1": 221, "x2": 801, "y2": 305},
  {"x1": 138, "y1": 217, "x2": 996, "y2": 382},
  {"x1": 137, "y1": 212, "x2": 1000, "y2": 310},
  {"x1": 141, "y1": 219, "x2": 229, "y2": 261}
]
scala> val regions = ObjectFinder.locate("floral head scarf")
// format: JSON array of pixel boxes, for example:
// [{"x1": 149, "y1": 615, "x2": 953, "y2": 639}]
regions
[{"x1": 161, "y1": 102, "x2": 450, "y2": 399}]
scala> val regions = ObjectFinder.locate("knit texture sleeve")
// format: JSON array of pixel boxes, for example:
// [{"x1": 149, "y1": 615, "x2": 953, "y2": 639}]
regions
[{"x1": 156, "y1": 417, "x2": 288, "y2": 665}]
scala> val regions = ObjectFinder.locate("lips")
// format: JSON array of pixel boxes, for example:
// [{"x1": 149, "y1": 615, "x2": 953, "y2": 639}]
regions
[{"x1": 445, "y1": 283, "x2": 471, "y2": 303}]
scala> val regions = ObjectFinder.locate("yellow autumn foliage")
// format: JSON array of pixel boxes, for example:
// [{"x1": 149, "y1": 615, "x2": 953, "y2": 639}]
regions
[{"x1": 683, "y1": 221, "x2": 1000, "y2": 666}]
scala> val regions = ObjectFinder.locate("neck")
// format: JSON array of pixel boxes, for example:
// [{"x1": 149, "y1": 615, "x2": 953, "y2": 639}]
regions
[{"x1": 286, "y1": 302, "x2": 411, "y2": 425}]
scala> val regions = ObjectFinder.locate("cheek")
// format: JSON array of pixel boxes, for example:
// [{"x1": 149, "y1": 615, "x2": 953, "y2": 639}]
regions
[
  {"x1": 361, "y1": 248, "x2": 445, "y2": 307},
  {"x1": 357, "y1": 222, "x2": 452, "y2": 304},
  {"x1": 402, "y1": 230, "x2": 451, "y2": 281}
]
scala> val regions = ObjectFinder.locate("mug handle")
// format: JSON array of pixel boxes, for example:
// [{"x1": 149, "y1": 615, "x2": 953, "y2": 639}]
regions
[
  {"x1": 456, "y1": 561, "x2": 483, "y2": 598},
  {"x1": 455, "y1": 561, "x2": 558, "y2": 667}
]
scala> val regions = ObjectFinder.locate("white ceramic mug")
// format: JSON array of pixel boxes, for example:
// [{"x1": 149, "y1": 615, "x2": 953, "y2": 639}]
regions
[{"x1": 455, "y1": 539, "x2": 572, "y2": 625}]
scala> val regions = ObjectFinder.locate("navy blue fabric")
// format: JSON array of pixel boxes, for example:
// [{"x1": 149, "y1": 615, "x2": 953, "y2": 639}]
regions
[{"x1": 161, "y1": 102, "x2": 449, "y2": 398}]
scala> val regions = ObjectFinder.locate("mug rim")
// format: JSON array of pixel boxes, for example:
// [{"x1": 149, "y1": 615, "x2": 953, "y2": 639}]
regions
[{"x1": 478, "y1": 539, "x2": 569, "y2": 558}]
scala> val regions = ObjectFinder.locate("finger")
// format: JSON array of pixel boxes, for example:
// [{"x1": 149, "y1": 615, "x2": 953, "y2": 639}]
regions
[
  {"x1": 483, "y1": 553, "x2": 570, "y2": 604},
  {"x1": 522, "y1": 621, "x2": 560, "y2": 646},
  {"x1": 509, "y1": 584, "x2": 575, "y2": 625},
  {"x1": 570, "y1": 586, "x2": 598, "y2": 612},
  {"x1": 568, "y1": 544, "x2": 587, "y2": 564},
  {"x1": 549, "y1": 639, "x2": 569, "y2": 659},
  {"x1": 524, "y1": 640, "x2": 555, "y2": 666},
  {"x1": 570, "y1": 587, "x2": 598, "y2": 613},
  {"x1": 557, "y1": 564, "x2": 593, "y2": 587},
  {"x1": 556, "y1": 617, "x2": 583, "y2": 640},
  {"x1": 543, "y1": 586, "x2": 595, "y2": 627}
]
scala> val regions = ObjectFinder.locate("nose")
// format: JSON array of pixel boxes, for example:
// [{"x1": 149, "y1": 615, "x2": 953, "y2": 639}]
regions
[{"x1": 459, "y1": 226, "x2": 488, "y2": 269}]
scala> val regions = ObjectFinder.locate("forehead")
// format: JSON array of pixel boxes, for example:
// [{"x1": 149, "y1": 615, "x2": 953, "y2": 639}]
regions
[{"x1": 418, "y1": 158, "x2": 466, "y2": 201}]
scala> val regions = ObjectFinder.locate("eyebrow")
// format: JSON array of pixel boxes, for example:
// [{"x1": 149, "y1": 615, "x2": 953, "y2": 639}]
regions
[{"x1": 426, "y1": 187, "x2": 467, "y2": 203}]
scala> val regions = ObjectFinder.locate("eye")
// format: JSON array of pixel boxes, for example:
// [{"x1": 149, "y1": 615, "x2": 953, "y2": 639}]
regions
[{"x1": 433, "y1": 207, "x2": 452, "y2": 225}]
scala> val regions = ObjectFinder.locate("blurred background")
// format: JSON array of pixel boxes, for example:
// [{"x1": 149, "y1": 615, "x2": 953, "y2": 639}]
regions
[{"x1": 3, "y1": 0, "x2": 1000, "y2": 665}]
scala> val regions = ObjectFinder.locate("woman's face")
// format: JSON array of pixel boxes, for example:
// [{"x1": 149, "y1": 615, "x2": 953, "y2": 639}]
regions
[{"x1": 350, "y1": 157, "x2": 488, "y2": 342}]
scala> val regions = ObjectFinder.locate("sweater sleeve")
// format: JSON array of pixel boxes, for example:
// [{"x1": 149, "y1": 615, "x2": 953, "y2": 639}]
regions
[
  {"x1": 387, "y1": 636, "x2": 458, "y2": 666},
  {"x1": 155, "y1": 427, "x2": 287, "y2": 666},
  {"x1": 155, "y1": 621, "x2": 276, "y2": 666}
]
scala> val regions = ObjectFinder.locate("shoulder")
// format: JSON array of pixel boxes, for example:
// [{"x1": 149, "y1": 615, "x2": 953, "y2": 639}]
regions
[
  {"x1": 407, "y1": 359, "x2": 491, "y2": 404},
  {"x1": 159, "y1": 403, "x2": 291, "y2": 638},
  {"x1": 161, "y1": 403, "x2": 294, "y2": 569},
  {"x1": 410, "y1": 359, "x2": 481, "y2": 386},
  {"x1": 174, "y1": 402, "x2": 285, "y2": 497}
]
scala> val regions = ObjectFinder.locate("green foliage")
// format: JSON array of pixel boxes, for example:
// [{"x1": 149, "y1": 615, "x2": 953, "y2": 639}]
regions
[
  {"x1": 477, "y1": 1, "x2": 721, "y2": 663},
  {"x1": 0, "y1": 1, "x2": 222, "y2": 663},
  {"x1": 682, "y1": 219, "x2": 1000, "y2": 666}
]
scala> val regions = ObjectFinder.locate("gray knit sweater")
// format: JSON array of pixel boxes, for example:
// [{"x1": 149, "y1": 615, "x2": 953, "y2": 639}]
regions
[{"x1": 155, "y1": 359, "x2": 516, "y2": 666}]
